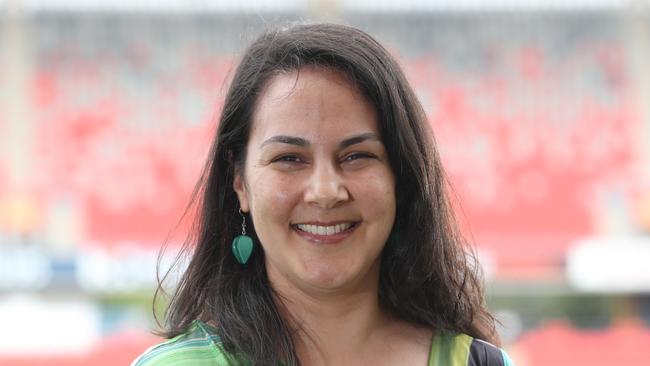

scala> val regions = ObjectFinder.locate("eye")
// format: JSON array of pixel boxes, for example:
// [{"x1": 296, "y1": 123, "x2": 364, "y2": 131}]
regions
[
  {"x1": 272, "y1": 154, "x2": 304, "y2": 164},
  {"x1": 343, "y1": 152, "x2": 375, "y2": 161}
]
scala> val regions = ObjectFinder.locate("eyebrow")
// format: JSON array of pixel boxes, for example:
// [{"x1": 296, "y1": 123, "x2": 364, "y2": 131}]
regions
[
  {"x1": 261, "y1": 135, "x2": 309, "y2": 148},
  {"x1": 260, "y1": 132, "x2": 380, "y2": 149},
  {"x1": 339, "y1": 132, "x2": 380, "y2": 149}
]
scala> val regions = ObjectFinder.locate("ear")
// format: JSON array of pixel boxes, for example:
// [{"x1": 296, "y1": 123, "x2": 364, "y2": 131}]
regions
[{"x1": 233, "y1": 169, "x2": 250, "y2": 213}]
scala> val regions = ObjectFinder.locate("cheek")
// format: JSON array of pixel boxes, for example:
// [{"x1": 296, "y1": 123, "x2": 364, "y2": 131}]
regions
[
  {"x1": 249, "y1": 173, "x2": 299, "y2": 221},
  {"x1": 355, "y1": 171, "x2": 396, "y2": 218}
]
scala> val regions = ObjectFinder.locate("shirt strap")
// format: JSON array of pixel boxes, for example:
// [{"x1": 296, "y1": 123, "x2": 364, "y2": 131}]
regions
[{"x1": 428, "y1": 331, "x2": 473, "y2": 366}]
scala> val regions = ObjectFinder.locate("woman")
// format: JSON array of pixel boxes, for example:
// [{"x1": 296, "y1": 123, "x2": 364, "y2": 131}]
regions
[{"x1": 132, "y1": 23, "x2": 515, "y2": 366}]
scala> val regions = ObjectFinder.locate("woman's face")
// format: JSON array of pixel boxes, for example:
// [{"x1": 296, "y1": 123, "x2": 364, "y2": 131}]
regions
[{"x1": 233, "y1": 67, "x2": 396, "y2": 295}]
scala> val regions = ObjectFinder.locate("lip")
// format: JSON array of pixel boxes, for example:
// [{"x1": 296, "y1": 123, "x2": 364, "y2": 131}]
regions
[{"x1": 291, "y1": 221, "x2": 360, "y2": 244}]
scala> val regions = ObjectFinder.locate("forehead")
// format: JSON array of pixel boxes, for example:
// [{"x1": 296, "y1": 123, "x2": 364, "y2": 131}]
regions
[{"x1": 249, "y1": 67, "x2": 379, "y2": 142}]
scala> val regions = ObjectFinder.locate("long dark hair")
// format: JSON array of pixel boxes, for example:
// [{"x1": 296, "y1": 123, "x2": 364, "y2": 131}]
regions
[{"x1": 156, "y1": 22, "x2": 496, "y2": 365}]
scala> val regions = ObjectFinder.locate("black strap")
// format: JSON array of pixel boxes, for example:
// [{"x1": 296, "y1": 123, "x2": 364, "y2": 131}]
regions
[{"x1": 468, "y1": 339, "x2": 505, "y2": 366}]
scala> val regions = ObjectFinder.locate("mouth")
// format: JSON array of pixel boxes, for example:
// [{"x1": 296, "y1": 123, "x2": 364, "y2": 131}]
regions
[{"x1": 291, "y1": 221, "x2": 360, "y2": 244}]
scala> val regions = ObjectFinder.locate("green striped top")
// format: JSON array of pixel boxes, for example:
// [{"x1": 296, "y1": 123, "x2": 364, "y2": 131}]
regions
[{"x1": 131, "y1": 320, "x2": 514, "y2": 366}]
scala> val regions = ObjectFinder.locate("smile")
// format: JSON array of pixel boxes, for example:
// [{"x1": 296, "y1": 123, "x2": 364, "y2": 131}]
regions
[
  {"x1": 295, "y1": 222, "x2": 354, "y2": 235},
  {"x1": 291, "y1": 221, "x2": 360, "y2": 244}
]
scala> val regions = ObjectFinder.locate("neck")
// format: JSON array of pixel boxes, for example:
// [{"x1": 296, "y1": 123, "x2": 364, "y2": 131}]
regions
[{"x1": 268, "y1": 265, "x2": 392, "y2": 365}]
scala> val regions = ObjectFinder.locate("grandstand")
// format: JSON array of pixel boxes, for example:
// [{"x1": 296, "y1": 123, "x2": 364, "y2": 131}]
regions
[{"x1": 1, "y1": 1, "x2": 649, "y2": 365}]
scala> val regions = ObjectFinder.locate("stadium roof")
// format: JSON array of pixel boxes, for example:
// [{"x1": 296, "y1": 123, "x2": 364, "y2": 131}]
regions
[{"x1": 0, "y1": 0, "x2": 630, "y2": 13}]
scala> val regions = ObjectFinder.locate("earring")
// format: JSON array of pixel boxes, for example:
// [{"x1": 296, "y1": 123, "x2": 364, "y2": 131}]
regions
[{"x1": 232, "y1": 208, "x2": 253, "y2": 264}]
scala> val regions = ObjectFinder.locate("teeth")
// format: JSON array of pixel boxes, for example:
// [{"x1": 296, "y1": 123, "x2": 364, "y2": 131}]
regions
[{"x1": 295, "y1": 222, "x2": 354, "y2": 235}]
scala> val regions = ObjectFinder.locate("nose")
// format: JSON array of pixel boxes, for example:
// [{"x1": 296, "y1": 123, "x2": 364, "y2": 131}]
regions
[{"x1": 304, "y1": 161, "x2": 349, "y2": 209}]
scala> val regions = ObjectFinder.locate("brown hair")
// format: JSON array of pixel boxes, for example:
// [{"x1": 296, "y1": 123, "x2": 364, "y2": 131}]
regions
[{"x1": 156, "y1": 22, "x2": 497, "y2": 366}]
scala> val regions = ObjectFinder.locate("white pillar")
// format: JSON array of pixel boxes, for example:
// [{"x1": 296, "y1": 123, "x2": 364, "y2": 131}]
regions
[
  {"x1": 623, "y1": 0, "x2": 650, "y2": 231},
  {"x1": 0, "y1": 0, "x2": 38, "y2": 237}
]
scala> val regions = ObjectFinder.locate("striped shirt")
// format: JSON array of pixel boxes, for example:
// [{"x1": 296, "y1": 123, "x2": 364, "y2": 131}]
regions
[{"x1": 132, "y1": 320, "x2": 515, "y2": 366}]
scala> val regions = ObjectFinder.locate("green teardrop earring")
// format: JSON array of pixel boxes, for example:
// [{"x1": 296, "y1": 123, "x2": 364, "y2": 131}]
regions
[{"x1": 232, "y1": 208, "x2": 253, "y2": 264}]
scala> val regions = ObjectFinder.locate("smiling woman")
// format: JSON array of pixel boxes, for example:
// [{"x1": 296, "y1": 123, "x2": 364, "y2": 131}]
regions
[
  {"x1": 132, "y1": 23, "x2": 515, "y2": 366},
  {"x1": 233, "y1": 67, "x2": 396, "y2": 295}
]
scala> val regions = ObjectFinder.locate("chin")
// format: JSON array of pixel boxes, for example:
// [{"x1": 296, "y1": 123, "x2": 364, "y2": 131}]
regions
[{"x1": 301, "y1": 264, "x2": 363, "y2": 291}]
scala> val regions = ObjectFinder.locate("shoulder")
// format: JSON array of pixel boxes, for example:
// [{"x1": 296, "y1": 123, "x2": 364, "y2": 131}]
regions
[
  {"x1": 431, "y1": 332, "x2": 515, "y2": 366},
  {"x1": 131, "y1": 321, "x2": 238, "y2": 366}
]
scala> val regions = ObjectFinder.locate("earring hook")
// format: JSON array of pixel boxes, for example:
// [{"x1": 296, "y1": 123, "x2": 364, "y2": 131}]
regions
[{"x1": 238, "y1": 208, "x2": 246, "y2": 235}]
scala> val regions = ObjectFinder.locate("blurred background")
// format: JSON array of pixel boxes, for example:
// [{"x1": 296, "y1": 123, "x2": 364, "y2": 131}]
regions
[{"x1": 1, "y1": 0, "x2": 650, "y2": 365}]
